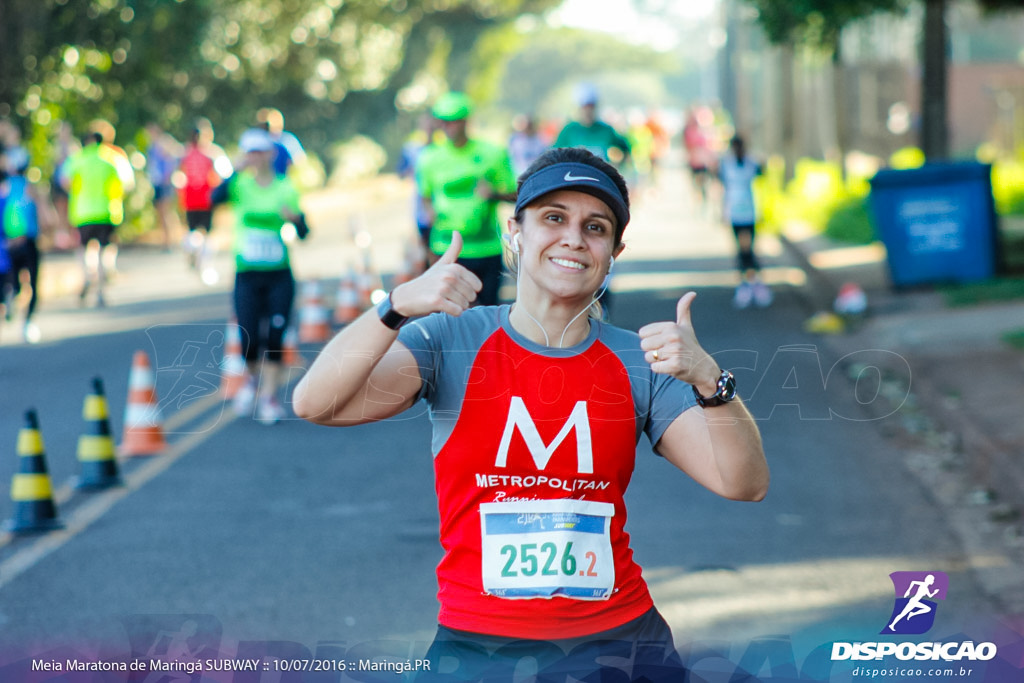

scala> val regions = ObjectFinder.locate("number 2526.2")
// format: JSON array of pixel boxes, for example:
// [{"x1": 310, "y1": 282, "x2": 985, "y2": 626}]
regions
[{"x1": 499, "y1": 542, "x2": 599, "y2": 577}]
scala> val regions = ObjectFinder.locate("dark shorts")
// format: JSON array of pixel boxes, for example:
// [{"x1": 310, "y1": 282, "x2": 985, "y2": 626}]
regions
[
  {"x1": 415, "y1": 607, "x2": 686, "y2": 683},
  {"x1": 78, "y1": 223, "x2": 115, "y2": 247},
  {"x1": 731, "y1": 223, "x2": 756, "y2": 239},
  {"x1": 453, "y1": 254, "x2": 503, "y2": 307},
  {"x1": 233, "y1": 268, "x2": 295, "y2": 364},
  {"x1": 731, "y1": 223, "x2": 759, "y2": 272},
  {"x1": 186, "y1": 210, "x2": 213, "y2": 232}
]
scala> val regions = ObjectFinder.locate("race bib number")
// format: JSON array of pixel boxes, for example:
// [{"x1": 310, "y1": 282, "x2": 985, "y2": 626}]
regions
[
  {"x1": 479, "y1": 499, "x2": 615, "y2": 600},
  {"x1": 240, "y1": 230, "x2": 285, "y2": 266}
]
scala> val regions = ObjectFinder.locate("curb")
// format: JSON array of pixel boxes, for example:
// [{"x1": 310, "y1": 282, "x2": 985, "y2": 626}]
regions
[
  {"x1": 777, "y1": 231, "x2": 839, "y2": 314},
  {"x1": 781, "y1": 226, "x2": 1024, "y2": 617}
]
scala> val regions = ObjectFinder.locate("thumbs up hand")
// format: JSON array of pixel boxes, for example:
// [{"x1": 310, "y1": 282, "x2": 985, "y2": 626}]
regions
[
  {"x1": 638, "y1": 292, "x2": 720, "y2": 390},
  {"x1": 390, "y1": 231, "x2": 482, "y2": 318}
]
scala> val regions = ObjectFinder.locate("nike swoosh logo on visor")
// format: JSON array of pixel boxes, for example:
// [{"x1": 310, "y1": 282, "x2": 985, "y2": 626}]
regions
[{"x1": 564, "y1": 171, "x2": 600, "y2": 182}]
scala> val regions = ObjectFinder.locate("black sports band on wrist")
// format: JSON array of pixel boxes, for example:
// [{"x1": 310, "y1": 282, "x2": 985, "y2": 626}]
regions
[
  {"x1": 692, "y1": 369, "x2": 737, "y2": 408},
  {"x1": 377, "y1": 292, "x2": 410, "y2": 330}
]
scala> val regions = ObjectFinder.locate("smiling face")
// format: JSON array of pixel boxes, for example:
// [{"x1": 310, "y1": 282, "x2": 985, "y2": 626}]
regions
[{"x1": 511, "y1": 189, "x2": 625, "y2": 304}]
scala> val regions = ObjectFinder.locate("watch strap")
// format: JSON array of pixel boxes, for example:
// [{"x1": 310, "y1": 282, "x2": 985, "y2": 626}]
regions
[{"x1": 377, "y1": 292, "x2": 410, "y2": 330}]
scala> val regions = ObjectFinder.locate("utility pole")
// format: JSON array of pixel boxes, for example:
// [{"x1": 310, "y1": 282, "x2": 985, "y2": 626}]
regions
[
  {"x1": 718, "y1": 0, "x2": 738, "y2": 121},
  {"x1": 921, "y1": 0, "x2": 949, "y2": 160}
]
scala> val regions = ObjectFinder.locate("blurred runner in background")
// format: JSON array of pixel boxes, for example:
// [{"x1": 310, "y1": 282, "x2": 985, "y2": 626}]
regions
[
  {"x1": 397, "y1": 113, "x2": 438, "y2": 270},
  {"x1": 62, "y1": 131, "x2": 124, "y2": 308},
  {"x1": 50, "y1": 121, "x2": 80, "y2": 249},
  {"x1": 62, "y1": 132, "x2": 123, "y2": 309},
  {"x1": 554, "y1": 84, "x2": 630, "y2": 168},
  {"x1": 257, "y1": 107, "x2": 305, "y2": 178},
  {"x1": 416, "y1": 92, "x2": 516, "y2": 306},
  {"x1": 508, "y1": 114, "x2": 548, "y2": 178},
  {"x1": 0, "y1": 157, "x2": 11, "y2": 338},
  {"x1": 682, "y1": 106, "x2": 717, "y2": 214},
  {"x1": 720, "y1": 134, "x2": 771, "y2": 309},
  {"x1": 2, "y1": 146, "x2": 47, "y2": 342},
  {"x1": 146, "y1": 122, "x2": 182, "y2": 250},
  {"x1": 178, "y1": 126, "x2": 222, "y2": 277},
  {"x1": 88, "y1": 119, "x2": 134, "y2": 281},
  {"x1": 212, "y1": 128, "x2": 309, "y2": 425},
  {"x1": 554, "y1": 85, "x2": 631, "y2": 319}
]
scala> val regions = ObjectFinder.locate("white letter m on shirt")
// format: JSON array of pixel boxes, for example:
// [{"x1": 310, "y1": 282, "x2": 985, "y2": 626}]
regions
[{"x1": 494, "y1": 396, "x2": 593, "y2": 474}]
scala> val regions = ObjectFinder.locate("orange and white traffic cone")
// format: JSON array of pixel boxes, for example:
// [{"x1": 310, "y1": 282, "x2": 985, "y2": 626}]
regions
[
  {"x1": 356, "y1": 268, "x2": 377, "y2": 311},
  {"x1": 5, "y1": 409, "x2": 63, "y2": 534},
  {"x1": 333, "y1": 272, "x2": 361, "y2": 325},
  {"x1": 220, "y1": 319, "x2": 247, "y2": 399},
  {"x1": 298, "y1": 280, "x2": 331, "y2": 343},
  {"x1": 282, "y1": 326, "x2": 305, "y2": 368},
  {"x1": 120, "y1": 350, "x2": 167, "y2": 457}
]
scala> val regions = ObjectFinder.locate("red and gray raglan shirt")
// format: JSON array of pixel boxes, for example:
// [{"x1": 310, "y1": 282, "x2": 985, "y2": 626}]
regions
[{"x1": 396, "y1": 305, "x2": 697, "y2": 640}]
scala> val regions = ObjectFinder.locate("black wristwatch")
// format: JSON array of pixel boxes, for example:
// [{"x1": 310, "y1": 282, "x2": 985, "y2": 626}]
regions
[
  {"x1": 377, "y1": 292, "x2": 410, "y2": 330},
  {"x1": 693, "y1": 370, "x2": 737, "y2": 408}
]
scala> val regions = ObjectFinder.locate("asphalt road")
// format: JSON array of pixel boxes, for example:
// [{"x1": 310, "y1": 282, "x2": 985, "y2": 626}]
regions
[{"x1": 0, "y1": 169, "x2": 1012, "y2": 680}]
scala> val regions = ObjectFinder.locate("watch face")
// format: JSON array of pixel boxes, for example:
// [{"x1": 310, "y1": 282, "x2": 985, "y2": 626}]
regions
[{"x1": 719, "y1": 372, "x2": 737, "y2": 400}]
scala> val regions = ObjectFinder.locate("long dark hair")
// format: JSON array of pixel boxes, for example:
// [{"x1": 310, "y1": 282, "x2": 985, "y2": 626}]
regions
[{"x1": 515, "y1": 147, "x2": 630, "y2": 247}]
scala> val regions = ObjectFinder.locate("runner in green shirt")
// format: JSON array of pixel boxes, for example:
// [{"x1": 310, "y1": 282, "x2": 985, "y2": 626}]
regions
[
  {"x1": 553, "y1": 85, "x2": 631, "y2": 320},
  {"x1": 554, "y1": 84, "x2": 631, "y2": 166},
  {"x1": 416, "y1": 92, "x2": 516, "y2": 306},
  {"x1": 212, "y1": 128, "x2": 309, "y2": 425}
]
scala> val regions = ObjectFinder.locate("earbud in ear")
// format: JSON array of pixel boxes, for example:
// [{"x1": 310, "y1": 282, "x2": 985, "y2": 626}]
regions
[
  {"x1": 608, "y1": 256, "x2": 615, "y2": 272},
  {"x1": 512, "y1": 233, "x2": 521, "y2": 254}
]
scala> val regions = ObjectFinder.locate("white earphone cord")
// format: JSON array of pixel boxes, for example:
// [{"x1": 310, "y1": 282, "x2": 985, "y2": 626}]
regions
[{"x1": 512, "y1": 237, "x2": 611, "y2": 348}]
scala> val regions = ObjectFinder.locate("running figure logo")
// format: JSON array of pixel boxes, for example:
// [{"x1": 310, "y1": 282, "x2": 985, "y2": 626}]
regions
[{"x1": 881, "y1": 571, "x2": 949, "y2": 635}]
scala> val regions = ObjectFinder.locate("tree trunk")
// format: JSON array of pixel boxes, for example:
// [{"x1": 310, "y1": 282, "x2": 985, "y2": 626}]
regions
[
  {"x1": 779, "y1": 44, "x2": 797, "y2": 181},
  {"x1": 832, "y1": 45, "x2": 850, "y2": 177},
  {"x1": 921, "y1": 0, "x2": 949, "y2": 160},
  {"x1": 817, "y1": 54, "x2": 840, "y2": 166}
]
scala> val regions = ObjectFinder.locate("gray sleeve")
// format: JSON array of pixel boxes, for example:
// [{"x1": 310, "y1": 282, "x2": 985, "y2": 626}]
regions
[
  {"x1": 396, "y1": 313, "x2": 449, "y2": 403},
  {"x1": 646, "y1": 372, "x2": 698, "y2": 447},
  {"x1": 597, "y1": 323, "x2": 698, "y2": 449}
]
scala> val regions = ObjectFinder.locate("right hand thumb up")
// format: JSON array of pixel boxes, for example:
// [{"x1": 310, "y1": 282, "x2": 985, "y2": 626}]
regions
[
  {"x1": 436, "y1": 231, "x2": 463, "y2": 267},
  {"x1": 398, "y1": 230, "x2": 481, "y2": 318}
]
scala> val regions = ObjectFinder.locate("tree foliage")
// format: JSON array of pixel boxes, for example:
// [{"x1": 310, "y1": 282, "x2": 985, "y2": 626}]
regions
[
  {"x1": 742, "y1": 0, "x2": 906, "y2": 51},
  {"x1": 0, "y1": 0, "x2": 560, "y2": 168},
  {"x1": 496, "y1": 27, "x2": 679, "y2": 118},
  {"x1": 976, "y1": 0, "x2": 1024, "y2": 10},
  {"x1": 743, "y1": 0, "x2": 1024, "y2": 160}
]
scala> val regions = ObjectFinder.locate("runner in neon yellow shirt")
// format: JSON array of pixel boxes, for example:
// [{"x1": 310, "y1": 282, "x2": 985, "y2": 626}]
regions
[
  {"x1": 61, "y1": 132, "x2": 124, "y2": 307},
  {"x1": 416, "y1": 92, "x2": 516, "y2": 306}
]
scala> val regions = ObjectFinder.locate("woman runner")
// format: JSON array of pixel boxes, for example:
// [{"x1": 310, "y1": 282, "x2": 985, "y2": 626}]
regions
[{"x1": 294, "y1": 147, "x2": 768, "y2": 681}]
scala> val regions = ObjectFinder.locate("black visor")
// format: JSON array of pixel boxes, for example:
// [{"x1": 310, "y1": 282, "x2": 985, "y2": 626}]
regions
[{"x1": 515, "y1": 162, "x2": 629, "y2": 231}]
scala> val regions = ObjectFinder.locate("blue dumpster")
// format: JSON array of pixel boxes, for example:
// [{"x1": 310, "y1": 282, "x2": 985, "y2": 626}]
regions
[{"x1": 869, "y1": 162, "x2": 998, "y2": 287}]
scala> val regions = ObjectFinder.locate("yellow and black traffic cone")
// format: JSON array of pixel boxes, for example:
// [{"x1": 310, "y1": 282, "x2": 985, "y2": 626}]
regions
[
  {"x1": 5, "y1": 409, "x2": 63, "y2": 533},
  {"x1": 75, "y1": 376, "x2": 123, "y2": 489}
]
